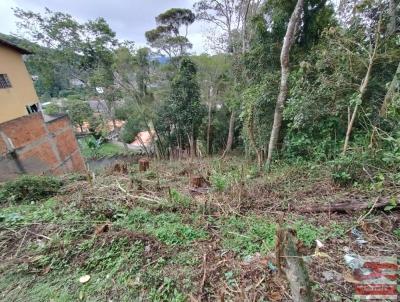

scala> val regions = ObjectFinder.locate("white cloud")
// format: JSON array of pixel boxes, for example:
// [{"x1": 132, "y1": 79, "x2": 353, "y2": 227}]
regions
[
  {"x1": 0, "y1": 0, "x2": 209, "y2": 53},
  {"x1": 0, "y1": 0, "x2": 18, "y2": 35}
]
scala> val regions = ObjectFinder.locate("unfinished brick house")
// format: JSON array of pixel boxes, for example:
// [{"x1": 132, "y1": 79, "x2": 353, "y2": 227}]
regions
[{"x1": 0, "y1": 38, "x2": 86, "y2": 181}]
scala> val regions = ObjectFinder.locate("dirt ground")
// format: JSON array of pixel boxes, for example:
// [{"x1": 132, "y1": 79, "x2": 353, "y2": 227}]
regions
[{"x1": 0, "y1": 157, "x2": 399, "y2": 301}]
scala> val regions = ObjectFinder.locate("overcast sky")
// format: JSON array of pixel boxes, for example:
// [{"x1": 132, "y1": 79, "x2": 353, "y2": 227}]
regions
[{"x1": 0, "y1": 0, "x2": 210, "y2": 53}]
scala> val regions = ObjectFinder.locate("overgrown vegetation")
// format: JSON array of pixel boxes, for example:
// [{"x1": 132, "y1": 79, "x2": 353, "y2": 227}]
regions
[
  {"x1": 6, "y1": 0, "x2": 398, "y2": 173},
  {"x1": 79, "y1": 136, "x2": 128, "y2": 159},
  {"x1": 1, "y1": 0, "x2": 399, "y2": 300},
  {"x1": 0, "y1": 159, "x2": 398, "y2": 301},
  {"x1": 0, "y1": 175, "x2": 62, "y2": 203}
]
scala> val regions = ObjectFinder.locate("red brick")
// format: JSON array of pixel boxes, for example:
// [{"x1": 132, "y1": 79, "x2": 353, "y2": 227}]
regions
[
  {"x1": 17, "y1": 141, "x2": 59, "y2": 173},
  {"x1": 46, "y1": 116, "x2": 71, "y2": 134},
  {"x1": 0, "y1": 113, "x2": 86, "y2": 180},
  {"x1": 55, "y1": 129, "x2": 79, "y2": 161},
  {"x1": 19, "y1": 141, "x2": 59, "y2": 166},
  {"x1": 0, "y1": 113, "x2": 46, "y2": 149},
  {"x1": 71, "y1": 151, "x2": 86, "y2": 171},
  {"x1": 52, "y1": 166, "x2": 66, "y2": 175}
]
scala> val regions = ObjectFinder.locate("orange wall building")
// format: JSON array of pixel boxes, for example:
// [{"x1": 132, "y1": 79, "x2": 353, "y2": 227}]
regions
[
  {"x1": 0, "y1": 38, "x2": 86, "y2": 181},
  {"x1": 0, "y1": 39, "x2": 40, "y2": 124}
]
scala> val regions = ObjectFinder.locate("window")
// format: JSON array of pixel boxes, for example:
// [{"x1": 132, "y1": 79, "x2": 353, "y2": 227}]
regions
[
  {"x1": 0, "y1": 74, "x2": 11, "y2": 89},
  {"x1": 26, "y1": 103, "x2": 39, "y2": 114}
]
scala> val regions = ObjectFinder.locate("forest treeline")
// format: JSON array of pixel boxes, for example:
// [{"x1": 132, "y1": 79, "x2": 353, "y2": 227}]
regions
[{"x1": 3, "y1": 0, "x2": 399, "y2": 180}]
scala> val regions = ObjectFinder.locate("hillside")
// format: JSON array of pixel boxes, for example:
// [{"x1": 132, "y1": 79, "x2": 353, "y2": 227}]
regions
[{"x1": 0, "y1": 158, "x2": 398, "y2": 301}]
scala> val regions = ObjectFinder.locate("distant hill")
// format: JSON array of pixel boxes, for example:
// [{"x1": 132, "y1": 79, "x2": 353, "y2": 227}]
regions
[{"x1": 150, "y1": 54, "x2": 169, "y2": 64}]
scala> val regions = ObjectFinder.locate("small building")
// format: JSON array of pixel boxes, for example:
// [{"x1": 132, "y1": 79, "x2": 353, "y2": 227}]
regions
[
  {"x1": 128, "y1": 131, "x2": 155, "y2": 154},
  {"x1": 0, "y1": 38, "x2": 41, "y2": 123},
  {"x1": 0, "y1": 38, "x2": 86, "y2": 181}
]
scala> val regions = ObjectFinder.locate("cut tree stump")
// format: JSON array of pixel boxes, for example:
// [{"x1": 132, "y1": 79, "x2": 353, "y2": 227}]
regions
[
  {"x1": 190, "y1": 175, "x2": 209, "y2": 188},
  {"x1": 111, "y1": 161, "x2": 128, "y2": 174},
  {"x1": 276, "y1": 228, "x2": 313, "y2": 302},
  {"x1": 139, "y1": 158, "x2": 150, "y2": 172}
]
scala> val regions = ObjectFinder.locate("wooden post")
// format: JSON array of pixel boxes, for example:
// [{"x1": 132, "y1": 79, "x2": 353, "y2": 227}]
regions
[{"x1": 276, "y1": 228, "x2": 313, "y2": 302}]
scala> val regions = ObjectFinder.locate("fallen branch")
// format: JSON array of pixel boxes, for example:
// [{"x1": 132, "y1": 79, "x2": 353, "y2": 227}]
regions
[
  {"x1": 14, "y1": 231, "x2": 27, "y2": 258},
  {"x1": 199, "y1": 252, "x2": 207, "y2": 299},
  {"x1": 115, "y1": 180, "x2": 163, "y2": 204},
  {"x1": 296, "y1": 196, "x2": 395, "y2": 213}
]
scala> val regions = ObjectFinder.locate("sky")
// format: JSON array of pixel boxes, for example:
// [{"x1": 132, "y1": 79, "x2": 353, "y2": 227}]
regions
[{"x1": 0, "y1": 0, "x2": 210, "y2": 54}]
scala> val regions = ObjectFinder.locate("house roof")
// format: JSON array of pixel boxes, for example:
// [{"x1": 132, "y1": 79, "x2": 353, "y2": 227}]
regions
[
  {"x1": 0, "y1": 38, "x2": 33, "y2": 55},
  {"x1": 130, "y1": 131, "x2": 155, "y2": 146},
  {"x1": 88, "y1": 99, "x2": 108, "y2": 113}
]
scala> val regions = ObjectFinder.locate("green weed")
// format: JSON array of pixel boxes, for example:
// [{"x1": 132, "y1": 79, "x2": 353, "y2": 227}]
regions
[
  {"x1": 0, "y1": 175, "x2": 62, "y2": 203},
  {"x1": 292, "y1": 220, "x2": 324, "y2": 247},
  {"x1": 169, "y1": 188, "x2": 191, "y2": 207},
  {"x1": 220, "y1": 216, "x2": 276, "y2": 256},
  {"x1": 210, "y1": 172, "x2": 229, "y2": 191},
  {"x1": 148, "y1": 277, "x2": 186, "y2": 302},
  {"x1": 117, "y1": 208, "x2": 207, "y2": 245}
]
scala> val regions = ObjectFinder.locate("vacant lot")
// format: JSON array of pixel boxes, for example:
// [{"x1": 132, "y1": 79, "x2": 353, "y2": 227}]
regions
[{"x1": 0, "y1": 158, "x2": 399, "y2": 301}]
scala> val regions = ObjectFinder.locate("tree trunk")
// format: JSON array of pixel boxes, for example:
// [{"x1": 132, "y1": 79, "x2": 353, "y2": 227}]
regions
[
  {"x1": 222, "y1": 110, "x2": 235, "y2": 157},
  {"x1": 137, "y1": 135, "x2": 150, "y2": 157},
  {"x1": 276, "y1": 228, "x2": 313, "y2": 302},
  {"x1": 379, "y1": 61, "x2": 400, "y2": 117},
  {"x1": 207, "y1": 88, "x2": 213, "y2": 155},
  {"x1": 266, "y1": 0, "x2": 304, "y2": 168},
  {"x1": 188, "y1": 130, "x2": 196, "y2": 159},
  {"x1": 296, "y1": 196, "x2": 394, "y2": 213},
  {"x1": 389, "y1": 0, "x2": 397, "y2": 35},
  {"x1": 112, "y1": 118, "x2": 117, "y2": 132},
  {"x1": 343, "y1": 19, "x2": 381, "y2": 154},
  {"x1": 248, "y1": 104, "x2": 263, "y2": 167}
]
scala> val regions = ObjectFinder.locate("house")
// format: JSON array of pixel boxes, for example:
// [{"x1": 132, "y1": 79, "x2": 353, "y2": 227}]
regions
[
  {"x1": 128, "y1": 131, "x2": 155, "y2": 153},
  {"x1": 0, "y1": 38, "x2": 86, "y2": 181},
  {"x1": 0, "y1": 38, "x2": 41, "y2": 123}
]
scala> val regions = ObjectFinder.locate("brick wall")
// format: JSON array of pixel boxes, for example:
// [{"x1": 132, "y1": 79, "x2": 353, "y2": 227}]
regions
[{"x1": 0, "y1": 113, "x2": 86, "y2": 182}]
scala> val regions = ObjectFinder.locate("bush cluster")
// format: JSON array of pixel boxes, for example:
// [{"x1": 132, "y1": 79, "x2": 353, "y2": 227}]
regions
[{"x1": 0, "y1": 175, "x2": 62, "y2": 203}]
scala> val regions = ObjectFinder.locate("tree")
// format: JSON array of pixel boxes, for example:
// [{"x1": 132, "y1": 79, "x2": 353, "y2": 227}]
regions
[
  {"x1": 14, "y1": 8, "x2": 117, "y2": 92},
  {"x1": 163, "y1": 58, "x2": 205, "y2": 157},
  {"x1": 112, "y1": 46, "x2": 161, "y2": 150},
  {"x1": 145, "y1": 8, "x2": 195, "y2": 59},
  {"x1": 195, "y1": 0, "x2": 262, "y2": 157},
  {"x1": 44, "y1": 103, "x2": 61, "y2": 115},
  {"x1": 156, "y1": 8, "x2": 196, "y2": 37},
  {"x1": 66, "y1": 100, "x2": 93, "y2": 132},
  {"x1": 193, "y1": 54, "x2": 231, "y2": 154},
  {"x1": 194, "y1": 0, "x2": 261, "y2": 53},
  {"x1": 342, "y1": 18, "x2": 381, "y2": 154},
  {"x1": 380, "y1": 62, "x2": 400, "y2": 117},
  {"x1": 265, "y1": 0, "x2": 304, "y2": 168}
]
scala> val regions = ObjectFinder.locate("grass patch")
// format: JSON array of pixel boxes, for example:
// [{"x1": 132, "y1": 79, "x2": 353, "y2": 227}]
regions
[
  {"x1": 290, "y1": 220, "x2": 347, "y2": 247},
  {"x1": 219, "y1": 216, "x2": 277, "y2": 257},
  {"x1": 0, "y1": 157, "x2": 396, "y2": 301},
  {"x1": 116, "y1": 208, "x2": 207, "y2": 245},
  {"x1": 0, "y1": 198, "x2": 86, "y2": 227},
  {"x1": 79, "y1": 136, "x2": 127, "y2": 159}
]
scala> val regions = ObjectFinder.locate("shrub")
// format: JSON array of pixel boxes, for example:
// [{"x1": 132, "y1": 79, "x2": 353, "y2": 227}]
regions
[
  {"x1": 0, "y1": 175, "x2": 62, "y2": 203},
  {"x1": 329, "y1": 150, "x2": 379, "y2": 186},
  {"x1": 169, "y1": 188, "x2": 191, "y2": 207},
  {"x1": 220, "y1": 216, "x2": 277, "y2": 256}
]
